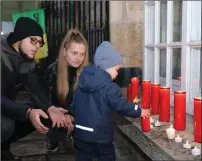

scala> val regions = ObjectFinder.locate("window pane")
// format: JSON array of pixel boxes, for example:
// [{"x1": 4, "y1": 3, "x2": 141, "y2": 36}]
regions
[
  {"x1": 160, "y1": 49, "x2": 166, "y2": 77},
  {"x1": 190, "y1": 1, "x2": 201, "y2": 41},
  {"x1": 190, "y1": 48, "x2": 201, "y2": 98},
  {"x1": 160, "y1": 1, "x2": 167, "y2": 43},
  {"x1": 173, "y1": 0, "x2": 182, "y2": 42},
  {"x1": 147, "y1": 48, "x2": 154, "y2": 82},
  {"x1": 201, "y1": 49, "x2": 202, "y2": 91},
  {"x1": 172, "y1": 48, "x2": 181, "y2": 80},
  {"x1": 148, "y1": 4, "x2": 155, "y2": 44}
]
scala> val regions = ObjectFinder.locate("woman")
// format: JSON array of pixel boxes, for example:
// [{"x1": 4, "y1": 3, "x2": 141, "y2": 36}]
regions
[{"x1": 44, "y1": 29, "x2": 89, "y2": 152}]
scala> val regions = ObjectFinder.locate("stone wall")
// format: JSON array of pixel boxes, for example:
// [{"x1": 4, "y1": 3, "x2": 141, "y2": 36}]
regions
[
  {"x1": 109, "y1": 1, "x2": 144, "y2": 96},
  {"x1": 109, "y1": 1, "x2": 144, "y2": 68}
]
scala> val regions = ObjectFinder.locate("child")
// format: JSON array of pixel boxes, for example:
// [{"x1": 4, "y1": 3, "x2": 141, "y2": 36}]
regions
[{"x1": 71, "y1": 41, "x2": 150, "y2": 161}]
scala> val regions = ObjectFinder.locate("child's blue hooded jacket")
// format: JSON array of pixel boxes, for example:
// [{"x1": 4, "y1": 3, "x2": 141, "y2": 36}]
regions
[{"x1": 72, "y1": 66, "x2": 141, "y2": 143}]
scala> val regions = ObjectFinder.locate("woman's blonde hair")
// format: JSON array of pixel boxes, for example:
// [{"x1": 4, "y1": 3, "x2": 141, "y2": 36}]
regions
[{"x1": 57, "y1": 29, "x2": 89, "y2": 104}]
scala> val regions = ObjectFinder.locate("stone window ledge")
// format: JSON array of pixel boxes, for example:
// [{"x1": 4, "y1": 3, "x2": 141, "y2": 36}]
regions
[{"x1": 114, "y1": 108, "x2": 201, "y2": 161}]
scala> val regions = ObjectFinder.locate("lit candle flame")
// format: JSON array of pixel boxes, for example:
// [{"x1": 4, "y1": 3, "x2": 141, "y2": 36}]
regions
[
  {"x1": 177, "y1": 134, "x2": 180, "y2": 138},
  {"x1": 170, "y1": 125, "x2": 173, "y2": 128},
  {"x1": 194, "y1": 146, "x2": 198, "y2": 149},
  {"x1": 186, "y1": 140, "x2": 189, "y2": 144}
]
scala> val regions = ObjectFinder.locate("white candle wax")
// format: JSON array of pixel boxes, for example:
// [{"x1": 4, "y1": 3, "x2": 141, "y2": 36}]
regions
[
  {"x1": 150, "y1": 117, "x2": 154, "y2": 124},
  {"x1": 154, "y1": 120, "x2": 161, "y2": 127},
  {"x1": 183, "y1": 140, "x2": 191, "y2": 149},
  {"x1": 192, "y1": 146, "x2": 201, "y2": 156},
  {"x1": 175, "y1": 134, "x2": 182, "y2": 143},
  {"x1": 166, "y1": 125, "x2": 175, "y2": 139}
]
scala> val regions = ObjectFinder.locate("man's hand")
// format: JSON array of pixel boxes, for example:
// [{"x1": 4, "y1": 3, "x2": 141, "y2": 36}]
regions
[
  {"x1": 29, "y1": 109, "x2": 49, "y2": 133},
  {"x1": 141, "y1": 109, "x2": 150, "y2": 119},
  {"x1": 47, "y1": 106, "x2": 68, "y2": 128}
]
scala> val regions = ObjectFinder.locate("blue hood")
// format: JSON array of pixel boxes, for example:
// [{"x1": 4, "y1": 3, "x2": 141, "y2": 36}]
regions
[{"x1": 78, "y1": 66, "x2": 112, "y2": 93}]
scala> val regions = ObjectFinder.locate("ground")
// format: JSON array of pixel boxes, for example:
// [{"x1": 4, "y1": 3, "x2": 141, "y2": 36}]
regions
[
  {"x1": 11, "y1": 131, "x2": 75, "y2": 161},
  {"x1": 10, "y1": 130, "x2": 134, "y2": 161},
  {"x1": 9, "y1": 91, "x2": 138, "y2": 161}
]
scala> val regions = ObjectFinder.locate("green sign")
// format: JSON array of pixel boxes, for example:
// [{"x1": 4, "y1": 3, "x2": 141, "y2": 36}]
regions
[{"x1": 12, "y1": 9, "x2": 48, "y2": 60}]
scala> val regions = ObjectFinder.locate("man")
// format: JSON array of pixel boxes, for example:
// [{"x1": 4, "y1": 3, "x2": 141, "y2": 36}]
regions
[{"x1": 1, "y1": 17, "x2": 73, "y2": 160}]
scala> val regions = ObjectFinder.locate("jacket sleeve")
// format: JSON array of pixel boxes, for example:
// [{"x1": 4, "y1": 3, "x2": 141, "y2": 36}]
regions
[
  {"x1": 43, "y1": 65, "x2": 55, "y2": 104},
  {"x1": 106, "y1": 83, "x2": 141, "y2": 118},
  {"x1": 67, "y1": 94, "x2": 76, "y2": 116},
  {"x1": 1, "y1": 58, "x2": 29, "y2": 121},
  {"x1": 26, "y1": 68, "x2": 52, "y2": 112},
  {"x1": 1, "y1": 96, "x2": 29, "y2": 121}
]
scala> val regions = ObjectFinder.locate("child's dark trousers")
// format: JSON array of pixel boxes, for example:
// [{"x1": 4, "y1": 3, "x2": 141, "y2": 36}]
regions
[{"x1": 75, "y1": 139, "x2": 116, "y2": 161}]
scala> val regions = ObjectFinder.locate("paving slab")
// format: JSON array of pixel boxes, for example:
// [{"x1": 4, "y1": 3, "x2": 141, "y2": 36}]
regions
[
  {"x1": 21, "y1": 154, "x2": 75, "y2": 161},
  {"x1": 11, "y1": 139, "x2": 74, "y2": 157},
  {"x1": 18, "y1": 131, "x2": 46, "y2": 142}
]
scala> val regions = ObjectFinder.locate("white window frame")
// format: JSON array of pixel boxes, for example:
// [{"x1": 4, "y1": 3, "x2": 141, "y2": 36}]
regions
[{"x1": 144, "y1": 1, "x2": 202, "y2": 115}]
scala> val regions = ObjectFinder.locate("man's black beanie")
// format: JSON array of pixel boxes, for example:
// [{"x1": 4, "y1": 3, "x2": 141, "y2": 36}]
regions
[{"x1": 10, "y1": 17, "x2": 44, "y2": 44}]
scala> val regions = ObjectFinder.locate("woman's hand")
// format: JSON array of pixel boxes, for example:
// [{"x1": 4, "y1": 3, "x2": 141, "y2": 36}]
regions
[
  {"x1": 64, "y1": 114, "x2": 74, "y2": 131},
  {"x1": 47, "y1": 106, "x2": 68, "y2": 128}
]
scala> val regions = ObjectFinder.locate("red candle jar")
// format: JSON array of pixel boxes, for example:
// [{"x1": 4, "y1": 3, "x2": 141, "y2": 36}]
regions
[
  {"x1": 174, "y1": 91, "x2": 186, "y2": 130},
  {"x1": 142, "y1": 80, "x2": 151, "y2": 109},
  {"x1": 194, "y1": 97, "x2": 202, "y2": 143},
  {"x1": 141, "y1": 117, "x2": 150, "y2": 132},
  {"x1": 131, "y1": 77, "x2": 139, "y2": 100},
  {"x1": 159, "y1": 86, "x2": 170, "y2": 122},
  {"x1": 127, "y1": 84, "x2": 132, "y2": 102},
  {"x1": 151, "y1": 83, "x2": 160, "y2": 115}
]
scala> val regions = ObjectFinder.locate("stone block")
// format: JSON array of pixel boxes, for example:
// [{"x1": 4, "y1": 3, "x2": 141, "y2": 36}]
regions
[
  {"x1": 110, "y1": 1, "x2": 144, "y2": 23},
  {"x1": 125, "y1": 1, "x2": 144, "y2": 23},
  {"x1": 122, "y1": 55, "x2": 143, "y2": 68},
  {"x1": 110, "y1": 23, "x2": 144, "y2": 56},
  {"x1": 110, "y1": 1, "x2": 124, "y2": 22}
]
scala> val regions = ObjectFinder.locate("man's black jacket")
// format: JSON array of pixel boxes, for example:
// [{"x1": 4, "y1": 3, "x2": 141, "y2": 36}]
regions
[{"x1": 1, "y1": 34, "x2": 51, "y2": 121}]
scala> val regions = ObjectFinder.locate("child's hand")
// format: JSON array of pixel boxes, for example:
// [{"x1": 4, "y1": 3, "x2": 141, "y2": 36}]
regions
[
  {"x1": 133, "y1": 97, "x2": 140, "y2": 104},
  {"x1": 141, "y1": 109, "x2": 150, "y2": 119}
]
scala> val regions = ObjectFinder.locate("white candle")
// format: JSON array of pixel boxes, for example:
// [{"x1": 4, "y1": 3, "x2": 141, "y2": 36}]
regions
[
  {"x1": 183, "y1": 140, "x2": 191, "y2": 149},
  {"x1": 150, "y1": 117, "x2": 154, "y2": 124},
  {"x1": 150, "y1": 124, "x2": 153, "y2": 129},
  {"x1": 166, "y1": 125, "x2": 175, "y2": 139},
  {"x1": 192, "y1": 146, "x2": 201, "y2": 156},
  {"x1": 175, "y1": 134, "x2": 182, "y2": 143},
  {"x1": 154, "y1": 120, "x2": 161, "y2": 127}
]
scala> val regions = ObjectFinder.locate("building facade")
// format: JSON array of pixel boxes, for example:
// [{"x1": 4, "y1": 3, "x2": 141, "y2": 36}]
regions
[{"x1": 144, "y1": 1, "x2": 201, "y2": 115}]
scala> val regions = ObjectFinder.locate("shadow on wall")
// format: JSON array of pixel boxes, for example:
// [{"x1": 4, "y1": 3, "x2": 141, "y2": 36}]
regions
[{"x1": 115, "y1": 67, "x2": 142, "y2": 88}]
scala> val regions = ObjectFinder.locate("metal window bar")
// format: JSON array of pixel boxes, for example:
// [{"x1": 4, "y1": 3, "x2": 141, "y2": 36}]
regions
[{"x1": 41, "y1": 1, "x2": 109, "y2": 65}]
